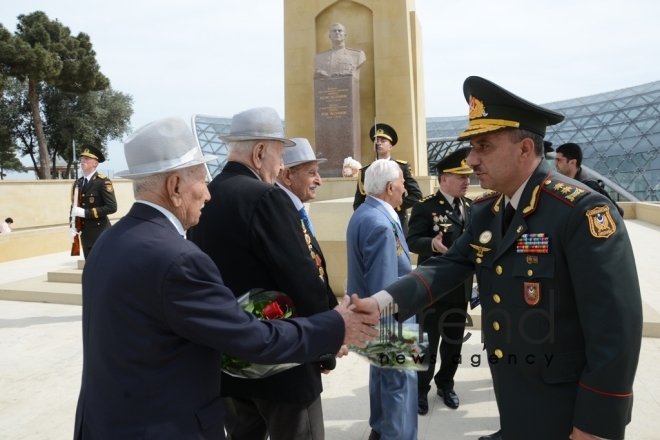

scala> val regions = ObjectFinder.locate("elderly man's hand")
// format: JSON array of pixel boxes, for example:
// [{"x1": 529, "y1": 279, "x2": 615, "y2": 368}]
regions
[{"x1": 334, "y1": 294, "x2": 379, "y2": 348}]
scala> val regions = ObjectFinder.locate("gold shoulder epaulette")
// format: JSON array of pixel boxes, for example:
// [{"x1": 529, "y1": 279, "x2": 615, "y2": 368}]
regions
[
  {"x1": 541, "y1": 176, "x2": 591, "y2": 206},
  {"x1": 394, "y1": 159, "x2": 408, "y2": 165},
  {"x1": 419, "y1": 194, "x2": 436, "y2": 203},
  {"x1": 472, "y1": 190, "x2": 500, "y2": 204},
  {"x1": 97, "y1": 173, "x2": 107, "y2": 179}
]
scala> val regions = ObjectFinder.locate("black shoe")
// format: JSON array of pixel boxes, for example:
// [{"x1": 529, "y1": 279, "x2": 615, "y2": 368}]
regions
[
  {"x1": 417, "y1": 394, "x2": 429, "y2": 415},
  {"x1": 437, "y1": 388, "x2": 459, "y2": 409},
  {"x1": 368, "y1": 429, "x2": 381, "y2": 440},
  {"x1": 478, "y1": 430, "x2": 502, "y2": 440}
]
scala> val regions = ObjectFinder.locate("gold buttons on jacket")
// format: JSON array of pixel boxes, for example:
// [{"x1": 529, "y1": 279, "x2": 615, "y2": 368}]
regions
[
  {"x1": 493, "y1": 321, "x2": 500, "y2": 331},
  {"x1": 495, "y1": 265, "x2": 503, "y2": 275},
  {"x1": 527, "y1": 269, "x2": 533, "y2": 277},
  {"x1": 476, "y1": 258, "x2": 482, "y2": 264},
  {"x1": 494, "y1": 349, "x2": 503, "y2": 359},
  {"x1": 493, "y1": 294, "x2": 501, "y2": 304}
]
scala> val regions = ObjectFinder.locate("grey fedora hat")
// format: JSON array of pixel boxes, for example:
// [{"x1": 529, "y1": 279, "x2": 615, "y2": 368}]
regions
[
  {"x1": 218, "y1": 107, "x2": 295, "y2": 146},
  {"x1": 283, "y1": 138, "x2": 327, "y2": 168},
  {"x1": 116, "y1": 116, "x2": 217, "y2": 179}
]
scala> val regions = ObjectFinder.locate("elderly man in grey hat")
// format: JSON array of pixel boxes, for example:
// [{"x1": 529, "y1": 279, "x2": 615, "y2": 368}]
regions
[
  {"x1": 276, "y1": 137, "x2": 339, "y2": 318},
  {"x1": 74, "y1": 116, "x2": 379, "y2": 440},
  {"x1": 189, "y1": 109, "x2": 341, "y2": 440}
]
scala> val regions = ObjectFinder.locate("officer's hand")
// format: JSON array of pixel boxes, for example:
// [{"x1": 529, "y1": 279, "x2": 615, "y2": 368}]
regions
[
  {"x1": 335, "y1": 294, "x2": 379, "y2": 348},
  {"x1": 569, "y1": 426, "x2": 602, "y2": 439},
  {"x1": 432, "y1": 233, "x2": 447, "y2": 253},
  {"x1": 71, "y1": 207, "x2": 85, "y2": 218},
  {"x1": 69, "y1": 227, "x2": 78, "y2": 240}
]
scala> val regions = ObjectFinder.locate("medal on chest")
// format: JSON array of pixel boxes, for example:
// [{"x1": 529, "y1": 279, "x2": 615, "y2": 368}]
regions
[{"x1": 301, "y1": 220, "x2": 324, "y2": 280}]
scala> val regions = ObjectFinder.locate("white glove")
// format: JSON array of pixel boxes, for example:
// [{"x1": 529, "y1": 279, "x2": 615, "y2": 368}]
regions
[
  {"x1": 69, "y1": 227, "x2": 78, "y2": 240},
  {"x1": 71, "y1": 207, "x2": 85, "y2": 218}
]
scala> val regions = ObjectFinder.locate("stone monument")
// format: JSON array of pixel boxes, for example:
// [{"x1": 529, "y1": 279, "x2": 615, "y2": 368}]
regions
[{"x1": 313, "y1": 23, "x2": 366, "y2": 177}]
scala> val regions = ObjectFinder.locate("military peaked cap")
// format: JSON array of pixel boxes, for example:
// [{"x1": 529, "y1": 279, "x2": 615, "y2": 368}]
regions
[
  {"x1": 543, "y1": 141, "x2": 554, "y2": 153},
  {"x1": 457, "y1": 76, "x2": 565, "y2": 140},
  {"x1": 80, "y1": 144, "x2": 106, "y2": 163},
  {"x1": 435, "y1": 147, "x2": 473, "y2": 174},
  {"x1": 369, "y1": 123, "x2": 398, "y2": 146}
]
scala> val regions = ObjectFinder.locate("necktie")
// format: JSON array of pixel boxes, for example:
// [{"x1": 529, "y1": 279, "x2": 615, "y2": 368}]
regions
[
  {"x1": 453, "y1": 198, "x2": 463, "y2": 224},
  {"x1": 503, "y1": 202, "x2": 516, "y2": 234},
  {"x1": 299, "y1": 207, "x2": 315, "y2": 236}
]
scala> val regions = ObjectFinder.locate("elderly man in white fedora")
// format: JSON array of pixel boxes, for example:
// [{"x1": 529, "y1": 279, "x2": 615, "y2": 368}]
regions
[
  {"x1": 276, "y1": 137, "x2": 339, "y2": 324},
  {"x1": 73, "y1": 116, "x2": 379, "y2": 440},
  {"x1": 189, "y1": 109, "x2": 341, "y2": 440}
]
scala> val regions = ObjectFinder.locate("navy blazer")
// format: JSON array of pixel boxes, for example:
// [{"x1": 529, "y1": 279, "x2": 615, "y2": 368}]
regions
[
  {"x1": 188, "y1": 161, "x2": 334, "y2": 402},
  {"x1": 74, "y1": 203, "x2": 344, "y2": 439}
]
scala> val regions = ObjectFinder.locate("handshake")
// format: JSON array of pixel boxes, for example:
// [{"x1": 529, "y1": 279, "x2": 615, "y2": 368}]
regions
[{"x1": 334, "y1": 294, "x2": 381, "y2": 348}]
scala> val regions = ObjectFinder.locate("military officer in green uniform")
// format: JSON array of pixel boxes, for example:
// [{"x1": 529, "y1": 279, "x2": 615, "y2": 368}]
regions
[
  {"x1": 70, "y1": 145, "x2": 117, "y2": 258},
  {"x1": 353, "y1": 123, "x2": 422, "y2": 234},
  {"x1": 406, "y1": 147, "x2": 473, "y2": 415},
  {"x1": 353, "y1": 77, "x2": 643, "y2": 440}
]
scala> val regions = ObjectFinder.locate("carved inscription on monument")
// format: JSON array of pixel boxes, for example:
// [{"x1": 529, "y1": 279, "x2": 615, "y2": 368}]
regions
[{"x1": 313, "y1": 23, "x2": 365, "y2": 177}]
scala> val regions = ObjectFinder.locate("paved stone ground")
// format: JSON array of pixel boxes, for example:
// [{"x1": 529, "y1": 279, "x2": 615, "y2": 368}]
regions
[{"x1": 1, "y1": 218, "x2": 660, "y2": 439}]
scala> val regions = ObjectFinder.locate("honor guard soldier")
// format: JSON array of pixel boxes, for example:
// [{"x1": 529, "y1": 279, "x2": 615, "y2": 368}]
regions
[
  {"x1": 355, "y1": 76, "x2": 643, "y2": 440},
  {"x1": 353, "y1": 123, "x2": 422, "y2": 234},
  {"x1": 70, "y1": 145, "x2": 117, "y2": 258},
  {"x1": 406, "y1": 147, "x2": 473, "y2": 415}
]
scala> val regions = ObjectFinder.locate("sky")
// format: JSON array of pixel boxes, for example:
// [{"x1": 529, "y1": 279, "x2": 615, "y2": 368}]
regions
[{"x1": 2, "y1": 0, "x2": 659, "y2": 178}]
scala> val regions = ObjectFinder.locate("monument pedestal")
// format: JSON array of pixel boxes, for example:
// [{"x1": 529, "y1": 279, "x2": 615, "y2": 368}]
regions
[{"x1": 314, "y1": 76, "x2": 361, "y2": 177}]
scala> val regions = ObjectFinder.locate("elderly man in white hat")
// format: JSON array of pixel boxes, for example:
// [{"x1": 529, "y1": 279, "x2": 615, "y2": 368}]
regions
[
  {"x1": 73, "y1": 116, "x2": 378, "y2": 440},
  {"x1": 276, "y1": 137, "x2": 339, "y2": 319},
  {"x1": 189, "y1": 109, "x2": 341, "y2": 440}
]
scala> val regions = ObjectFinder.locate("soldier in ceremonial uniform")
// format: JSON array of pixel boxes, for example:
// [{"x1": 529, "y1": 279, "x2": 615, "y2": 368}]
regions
[
  {"x1": 70, "y1": 145, "x2": 117, "y2": 258},
  {"x1": 353, "y1": 77, "x2": 643, "y2": 440},
  {"x1": 406, "y1": 147, "x2": 473, "y2": 415},
  {"x1": 353, "y1": 123, "x2": 422, "y2": 234}
]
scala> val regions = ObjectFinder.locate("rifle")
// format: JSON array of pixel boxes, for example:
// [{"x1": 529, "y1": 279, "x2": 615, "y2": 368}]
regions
[{"x1": 70, "y1": 140, "x2": 82, "y2": 256}]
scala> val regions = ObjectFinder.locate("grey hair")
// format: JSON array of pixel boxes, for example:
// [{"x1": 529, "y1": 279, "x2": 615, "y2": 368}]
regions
[
  {"x1": 508, "y1": 129, "x2": 544, "y2": 157},
  {"x1": 364, "y1": 159, "x2": 400, "y2": 196},
  {"x1": 132, "y1": 166, "x2": 198, "y2": 198},
  {"x1": 227, "y1": 140, "x2": 259, "y2": 155}
]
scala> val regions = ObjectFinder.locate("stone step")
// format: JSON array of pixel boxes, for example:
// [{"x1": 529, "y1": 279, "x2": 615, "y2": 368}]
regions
[
  {"x1": 77, "y1": 259, "x2": 85, "y2": 270},
  {"x1": 0, "y1": 275, "x2": 81, "y2": 305},
  {"x1": 47, "y1": 269, "x2": 82, "y2": 284}
]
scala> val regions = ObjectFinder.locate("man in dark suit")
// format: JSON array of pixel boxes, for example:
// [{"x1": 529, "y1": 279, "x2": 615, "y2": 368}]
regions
[
  {"x1": 353, "y1": 123, "x2": 422, "y2": 234},
  {"x1": 554, "y1": 142, "x2": 624, "y2": 216},
  {"x1": 188, "y1": 108, "x2": 340, "y2": 440},
  {"x1": 73, "y1": 116, "x2": 378, "y2": 440},
  {"x1": 69, "y1": 145, "x2": 117, "y2": 258},
  {"x1": 406, "y1": 147, "x2": 473, "y2": 415},
  {"x1": 275, "y1": 137, "x2": 339, "y2": 311},
  {"x1": 351, "y1": 77, "x2": 643, "y2": 440}
]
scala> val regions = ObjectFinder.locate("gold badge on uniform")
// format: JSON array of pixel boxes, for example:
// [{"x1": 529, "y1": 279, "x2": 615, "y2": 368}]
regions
[
  {"x1": 105, "y1": 181, "x2": 114, "y2": 193},
  {"x1": 479, "y1": 230, "x2": 492, "y2": 244},
  {"x1": 586, "y1": 206, "x2": 616, "y2": 238},
  {"x1": 89, "y1": 196, "x2": 95, "y2": 203},
  {"x1": 524, "y1": 282, "x2": 540, "y2": 306}
]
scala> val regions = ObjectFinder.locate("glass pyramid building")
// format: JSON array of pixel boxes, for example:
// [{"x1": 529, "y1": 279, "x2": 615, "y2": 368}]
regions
[{"x1": 195, "y1": 81, "x2": 660, "y2": 201}]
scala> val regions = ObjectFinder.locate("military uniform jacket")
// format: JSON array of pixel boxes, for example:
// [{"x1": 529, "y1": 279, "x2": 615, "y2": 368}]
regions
[
  {"x1": 353, "y1": 158, "x2": 422, "y2": 230},
  {"x1": 71, "y1": 172, "x2": 117, "y2": 237},
  {"x1": 406, "y1": 191, "x2": 472, "y2": 303},
  {"x1": 386, "y1": 160, "x2": 642, "y2": 439},
  {"x1": 188, "y1": 161, "x2": 333, "y2": 403}
]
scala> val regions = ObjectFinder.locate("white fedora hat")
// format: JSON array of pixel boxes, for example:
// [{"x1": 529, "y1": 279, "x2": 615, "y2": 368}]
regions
[
  {"x1": 218, "y1": 107, "x2": 295, "y2": 146},
  {"x1": 283, "y1": 138, "x2": 327, "y2": 168},
  {"x1": 116, "y1": 116, "x2": 217, "y2": 179}
]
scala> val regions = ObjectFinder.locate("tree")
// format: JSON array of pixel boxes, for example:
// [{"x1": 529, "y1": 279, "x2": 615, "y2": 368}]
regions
[
  {"x1": 41, "y1": 85, "x2": 133, "y2": 177},
  {"x1": 0, "y1": 77, "x2": 39, "y2": 173},
  {"x1": 0, "y1": 139, "x2": 26, "y2": 179},
  {"x1": 0, "y1": 11, "x2": 109, "y2": 179}
]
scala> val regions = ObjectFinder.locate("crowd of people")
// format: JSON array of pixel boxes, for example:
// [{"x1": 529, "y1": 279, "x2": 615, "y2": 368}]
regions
[{"x1": 71, "y1": 75, "x2": 642, "y2": 440}]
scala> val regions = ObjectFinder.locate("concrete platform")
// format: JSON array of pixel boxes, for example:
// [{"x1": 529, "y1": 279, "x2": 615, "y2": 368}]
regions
[{"x1": 0, "y1": 299, "x2": 658, "y2": 439}]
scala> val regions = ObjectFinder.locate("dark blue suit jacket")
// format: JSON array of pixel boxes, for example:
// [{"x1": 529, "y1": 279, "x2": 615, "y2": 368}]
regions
[{"x1": 73, "y1": 203, "x2": 344, "y2": 439}]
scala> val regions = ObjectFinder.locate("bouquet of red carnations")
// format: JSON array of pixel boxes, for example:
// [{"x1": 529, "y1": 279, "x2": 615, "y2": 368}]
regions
[{"x1": 221, "y1": 289, "x2": 301, "y2": 379}]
